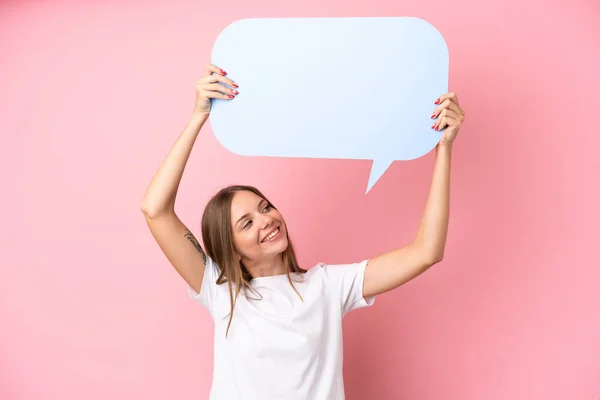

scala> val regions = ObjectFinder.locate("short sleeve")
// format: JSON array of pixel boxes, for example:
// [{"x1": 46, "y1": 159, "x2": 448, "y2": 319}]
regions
[
  {"x1": 187, "y1": 255, "x2": 222, "y2": 317},
  {"x1": 321, "y1": 259, "x2": 376, "y2": 316}
]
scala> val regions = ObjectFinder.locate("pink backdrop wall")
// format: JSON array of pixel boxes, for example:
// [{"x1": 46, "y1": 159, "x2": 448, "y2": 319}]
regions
[{"x1": 1, "y1": 0, "x2": 599, "y2": 399}]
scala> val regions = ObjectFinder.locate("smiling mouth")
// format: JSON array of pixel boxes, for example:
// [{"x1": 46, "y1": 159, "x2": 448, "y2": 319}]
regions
[{"x1": 261, "y1": 228, "x2": 280, "y2": 243}]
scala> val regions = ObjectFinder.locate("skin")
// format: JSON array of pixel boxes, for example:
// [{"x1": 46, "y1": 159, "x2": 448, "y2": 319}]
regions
[
  {"x1": 361, "y1": 91, "x2": 463, "y2": 298},
  {"x1": 199, "y1": 64, "x2": 465, "y2": 298},
  {"x1": 141, "y1": 63, "x2": 465, "y2": 299},
  {"x1": 230, "y1": 191, "x2": 289, "y2": 278}
]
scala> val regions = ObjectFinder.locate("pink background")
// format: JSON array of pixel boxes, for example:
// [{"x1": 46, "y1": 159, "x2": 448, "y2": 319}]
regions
[{"x1": 1, "y1": 0, "x2": 599, "y2": 399}]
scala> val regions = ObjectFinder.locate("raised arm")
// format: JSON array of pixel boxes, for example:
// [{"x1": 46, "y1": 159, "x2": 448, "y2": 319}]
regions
[
  {"x1": 140, "y1": 64, "x2": 238, "y2": 293},
  {"x1": 363, "y1": 92, "x2": 465, "y2": 298}
]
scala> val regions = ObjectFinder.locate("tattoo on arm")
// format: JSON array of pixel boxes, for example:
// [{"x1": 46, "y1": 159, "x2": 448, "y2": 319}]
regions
[{"x1": 184, "y1": 229, "x2": 207, "y2": 264}]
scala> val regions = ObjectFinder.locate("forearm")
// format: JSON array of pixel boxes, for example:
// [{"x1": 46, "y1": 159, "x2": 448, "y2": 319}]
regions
[
  {"x1": 141, "y1": 111, "x2": 209, "y2": 217},
  {"x1": 414, "y1": 142, "x2": 452, "y2": 261}
]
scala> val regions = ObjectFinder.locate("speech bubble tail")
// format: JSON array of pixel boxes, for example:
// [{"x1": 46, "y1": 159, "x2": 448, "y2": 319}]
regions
[{"x1": 366, "y1": 159, "x2": 393, "y2": 193}]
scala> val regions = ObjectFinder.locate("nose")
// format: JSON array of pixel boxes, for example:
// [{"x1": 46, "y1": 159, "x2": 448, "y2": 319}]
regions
[{"x1": 261, "y1": 214, "x2": 273, "y2": 229}]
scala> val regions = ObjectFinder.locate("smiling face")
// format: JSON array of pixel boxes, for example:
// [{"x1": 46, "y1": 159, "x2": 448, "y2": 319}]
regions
[{"x1": 230, "y1": 190, "x2": 289, "y2": 264}]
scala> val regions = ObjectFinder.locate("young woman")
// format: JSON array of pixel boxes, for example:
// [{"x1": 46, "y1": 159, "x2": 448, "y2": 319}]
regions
[{"x1": 141, "y1": 64, "x2": 465, "y2": 400}]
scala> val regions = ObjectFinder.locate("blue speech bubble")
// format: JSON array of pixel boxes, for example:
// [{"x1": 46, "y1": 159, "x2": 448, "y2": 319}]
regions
[{"x1": 209, "y1": 17, "x2": 448, "y2": 193}]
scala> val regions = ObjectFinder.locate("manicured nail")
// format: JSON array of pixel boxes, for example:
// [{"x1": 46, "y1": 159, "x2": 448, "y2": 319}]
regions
[
  {"x1": 430, "y1": 113, "x2": 435, "y2": 119},
  {"x1": 435, "y1": 126, "x2": 439, "y2": 131},
  {"x1": 220, "y1": 69, "x2": 227, "y2": 75},
  {"x1": 228, "y1": 94, "x2": 234, "y2": 99},
  {"x1": 434, "y1": 98, "x2": 440, "y2": 104},
  {"x1": 431, "y1": 124, "x2": 436, "y2": 129},
  {"x1": 232, "y1": 90, "x2": 239, "y2": 95},
  {"x1": 231, "y1": 83, "x2": 238, "y2": 88}
]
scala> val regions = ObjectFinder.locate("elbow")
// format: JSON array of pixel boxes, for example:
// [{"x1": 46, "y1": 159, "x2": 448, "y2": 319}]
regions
[
  {"x1": 140, "y1": 201, "x2": 174, "y2": 219},
  {"x1": 140, "y1": 204, "x2": 162, "y2": 219},
  {"x1": 414, "y1": 240, "x2": 445, "y2": 268},
  {"x1": 424, "y1": 251, "x2": 444, "y2": 266},
  {"x1": 140, "y1": 204, "x2": 153, "y2": 218},
  {"x1": 432, "y1": 250, "x2": 445, "y2": 264},
  {"x1": 414, "y1": 241, "x2": 444, "y2": 265}
]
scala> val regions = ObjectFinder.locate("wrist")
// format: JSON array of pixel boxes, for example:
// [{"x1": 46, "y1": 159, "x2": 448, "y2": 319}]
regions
[
  {"x1": 191, "y1": 110, "x2": 210, "y2": 123},
  {"x1": 437, "y1": 140, "x2": 453, "y2": 152}
]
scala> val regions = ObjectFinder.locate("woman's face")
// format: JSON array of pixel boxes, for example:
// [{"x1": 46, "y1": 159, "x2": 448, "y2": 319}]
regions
[{"x1": 230, "y1": 190, "x2": 289, "y2": 262}]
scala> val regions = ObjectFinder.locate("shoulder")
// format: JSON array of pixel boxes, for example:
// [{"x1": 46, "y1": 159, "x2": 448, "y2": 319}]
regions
[
  {"x1": 307, "y1": 260, "x2": 375, "y2": 313},
  {"x1": 305, "y1": 259, "x2": 369, "y2": 282}
]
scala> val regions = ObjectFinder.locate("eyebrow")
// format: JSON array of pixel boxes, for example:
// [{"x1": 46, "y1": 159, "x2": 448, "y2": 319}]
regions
[{"x1": 235, "y1": 199, "x2": 267, "y2": 228}]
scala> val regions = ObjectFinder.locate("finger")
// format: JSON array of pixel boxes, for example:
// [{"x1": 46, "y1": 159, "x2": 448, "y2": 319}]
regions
[
  {"x1": 203, "y1": 90, "x2": 235, "y2": 100},
  {"x1": 432, "y1": 98, "x2": 462, "y2": 117},
  {"x1": 432, "y1": 115, "x2": 449, "y2": 131},
  {"x1": 434, "y1": 91, "x2": 459, "y2": 106},
  {"x1": 203, "y1": 63, "x2": 228, "y2": 77},
  {"x1": 431, "y1": 108, "x2": 462, "y2": 122},
  {"x1": 204, "y1": 83, "x2": 238, "y2": 96},
  {"x1": 202, "y1": 72, "x2": 238, "y2": 88},
  {"x1": 435, "y1": 116, "x2": 462, "y2": 131}
]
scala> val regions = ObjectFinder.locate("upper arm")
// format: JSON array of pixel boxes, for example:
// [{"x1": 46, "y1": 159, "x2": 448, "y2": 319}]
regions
[
  {"x1": 363, "y1": 242, "x2": 441, "y2": 298},
  {"x1": 142, "y1": 210, "x2": 207, "y2": 294}
]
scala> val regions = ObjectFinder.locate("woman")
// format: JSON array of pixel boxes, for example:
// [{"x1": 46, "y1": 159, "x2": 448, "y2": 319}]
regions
[{"x1": 141, "y1": 64, "x2": 465, "y2": 399}]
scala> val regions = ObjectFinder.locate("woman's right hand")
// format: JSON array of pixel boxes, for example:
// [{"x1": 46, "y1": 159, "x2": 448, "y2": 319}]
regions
[{"x1": 194, "y1": 64, "x2": 239, "y2": 115}]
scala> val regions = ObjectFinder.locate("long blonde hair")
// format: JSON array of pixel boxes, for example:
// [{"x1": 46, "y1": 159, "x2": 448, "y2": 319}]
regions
[{"x1": 201, "y1": 185, "x2": 306, "y2": 337}]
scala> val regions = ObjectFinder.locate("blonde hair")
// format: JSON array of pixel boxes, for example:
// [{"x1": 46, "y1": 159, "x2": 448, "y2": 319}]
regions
[{"x1": 201, "y1": 185, "x2": 306, "y2": 337}]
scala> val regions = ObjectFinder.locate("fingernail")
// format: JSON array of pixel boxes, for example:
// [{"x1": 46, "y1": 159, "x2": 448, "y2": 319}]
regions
[
  {"x1": 431, "y1": 124, "x2": 436, "y2": 129},
  {"x1": 435, "y1": 126, "x2": 439, "y2": 131},
  {"x1": 434, "y1": 98, "x2": 440, "y2": 104},
  {"x1": 231, "y1": 83, "x2": 238, "y2": 88},
  {"x1": 232, "y1": 90, "x2": 239, "y2": 95},
  {"x1": 430, "y1": 113, "x2": 435, "y2": 119},
  {"x1": 228, "y1": 94, "x2": 234, "y2": 99},
  {"x1": 220, "y1": 69, "x2": 227, "y2": 75}
]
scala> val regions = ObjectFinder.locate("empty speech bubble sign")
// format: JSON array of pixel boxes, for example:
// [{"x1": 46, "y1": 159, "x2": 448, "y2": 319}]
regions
[{"x1": 209, "y1": 17, "x2": 449, "y2": 193}]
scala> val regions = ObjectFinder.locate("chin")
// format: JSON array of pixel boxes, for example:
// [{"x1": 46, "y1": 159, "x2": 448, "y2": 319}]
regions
[{"x1": 270, "y1": 237, "x2": 289, "y2": 255}]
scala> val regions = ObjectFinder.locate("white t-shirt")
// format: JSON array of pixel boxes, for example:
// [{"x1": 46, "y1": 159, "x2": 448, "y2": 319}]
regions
[{"x1": 188, "y1": 255, "x2": 376, "y2": 400}]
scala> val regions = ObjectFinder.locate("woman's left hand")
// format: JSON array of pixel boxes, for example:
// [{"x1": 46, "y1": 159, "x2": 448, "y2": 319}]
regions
[{"x1": 431, "y1": 92, "x2": 465, "y2": 145}]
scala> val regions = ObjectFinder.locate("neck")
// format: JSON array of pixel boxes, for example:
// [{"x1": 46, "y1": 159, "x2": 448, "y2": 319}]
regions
[{"x1": 244, "y1": 254, "x2": 287, "y2": 278}]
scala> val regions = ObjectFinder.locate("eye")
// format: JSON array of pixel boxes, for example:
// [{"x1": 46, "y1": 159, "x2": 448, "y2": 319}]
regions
[
  {"x1": 262, "y1": 204, "x2": 271, "y2": 212},
  {"x1": 243, "y1": 220, "x2": 252, "y2": 229}
]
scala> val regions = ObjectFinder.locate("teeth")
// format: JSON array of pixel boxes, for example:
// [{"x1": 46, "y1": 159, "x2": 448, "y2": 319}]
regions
[{"x1": 263, "y1": 228, "x2": 279, "y2": 242}]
